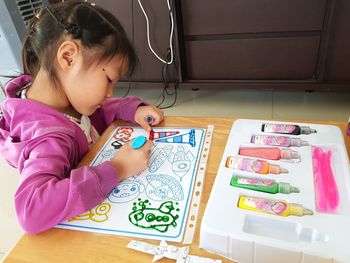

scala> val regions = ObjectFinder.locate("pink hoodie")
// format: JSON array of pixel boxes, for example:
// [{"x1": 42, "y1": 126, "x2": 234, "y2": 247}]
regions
[{"x1": 0, "y1": 75, "x2": 145, "y2": 233}]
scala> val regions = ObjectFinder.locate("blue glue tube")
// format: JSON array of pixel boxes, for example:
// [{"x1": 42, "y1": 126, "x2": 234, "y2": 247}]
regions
[{"x1": 131, "y1": 136, "x2": 147, "y2": 149}]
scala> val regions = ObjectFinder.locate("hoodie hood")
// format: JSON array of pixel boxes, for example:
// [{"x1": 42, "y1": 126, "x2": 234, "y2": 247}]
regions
[
  {"x1": 4, "y1": 74, "x2": 32, "y2": 98},
  {"x1": 0, "y1": 75, "x2": 88, "y2": 169}
]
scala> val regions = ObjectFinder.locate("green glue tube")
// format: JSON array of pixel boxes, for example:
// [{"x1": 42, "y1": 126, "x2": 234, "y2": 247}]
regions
[{"x1": 230, "y1": 176, "x2": 300, "y2": 194}]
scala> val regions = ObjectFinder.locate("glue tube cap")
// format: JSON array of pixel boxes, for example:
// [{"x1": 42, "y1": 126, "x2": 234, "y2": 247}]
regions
[
  {"x1": 279, "y1": 182, "x2": 300, "y2": 194},
  {"x1": 269, "y1": 164, "x2": 288, "y2": 174},
  {"x1": 280, "y1": 149, "x2": 300, "y2": 160},
  {"x1": 300, "y1": 126, "x2": 317, "y2": 135},
  {"x1": 290, "y1": 203, "x2": 314, "y2": 216},
  {"x1": 290, "y1": 138, "x2": 309, "y2": 147}
]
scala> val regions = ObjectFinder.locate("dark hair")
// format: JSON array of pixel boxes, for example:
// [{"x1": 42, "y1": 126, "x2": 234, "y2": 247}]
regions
[{"x1": 22, "y1": 0, "x2": 137, "y2": 88}]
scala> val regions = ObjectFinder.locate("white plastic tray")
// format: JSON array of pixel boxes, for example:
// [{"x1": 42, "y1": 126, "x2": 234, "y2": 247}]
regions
[{"x1": 200, "y1": 119, "x2": 350, "y2": 263}]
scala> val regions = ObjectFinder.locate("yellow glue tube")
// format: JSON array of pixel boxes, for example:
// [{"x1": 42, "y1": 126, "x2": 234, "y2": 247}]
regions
[{"x1": 238, "y1": 195, "x2": 313, "y2": 217}]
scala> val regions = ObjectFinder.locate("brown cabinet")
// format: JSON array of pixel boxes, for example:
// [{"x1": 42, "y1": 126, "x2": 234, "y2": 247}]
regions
[
  {"x1": 95, "y1": 0, "x2": 350, "y2": 91},
  {"x1": 181, "y1": 0, "x2": 327, "y2": 35},
  {"x1": 185, "y1": 37, "x2": 320, "y2": 80},
  {"x1": 181, "y1": 0, "x2": 327, "y2": 81},
  {"x1": 325, "y1": 0, "x2": 350, "y2": 81}
]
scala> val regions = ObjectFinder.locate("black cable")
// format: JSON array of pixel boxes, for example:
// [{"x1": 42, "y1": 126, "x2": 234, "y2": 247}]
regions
[
  {"x1": 156, "y1": 0, "x2": 179, "y2": 109},
  {"x1": 120, "y1": 81, "x2": 132, "y2": 98},
  {"x1": 157, "y1": 53, "x2": 179, "y2": 109},
  {"x1": 156, "y1": 49, "x2": 171, "y2": 108},
  {"x1": 160, "y1": 46, "x2": 179, "y2": 109},
  {"x1": 155, "y1": 60, "x2": 168, "y2": 107}
]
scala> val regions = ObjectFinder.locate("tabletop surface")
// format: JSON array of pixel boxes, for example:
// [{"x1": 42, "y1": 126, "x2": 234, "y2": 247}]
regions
[{"x1": 3, "y1": 117, "x2": 350, "y2": 263}]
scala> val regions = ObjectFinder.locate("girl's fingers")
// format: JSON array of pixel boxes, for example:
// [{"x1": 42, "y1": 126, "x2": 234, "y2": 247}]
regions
[
  {"x1": 135, "y1": 105, "x2": 164, "y2": 131},
  {"x1": 140, "y1": 121, "x2": 152, "y2": 132},
  {"x1": 143, "y1": 140, "x2": 153, "y2": 152}
]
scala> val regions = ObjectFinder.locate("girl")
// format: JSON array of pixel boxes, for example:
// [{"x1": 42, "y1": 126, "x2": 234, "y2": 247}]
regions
[{"x1": 0, "y1": 1, "x2": 163, "y2": 233}]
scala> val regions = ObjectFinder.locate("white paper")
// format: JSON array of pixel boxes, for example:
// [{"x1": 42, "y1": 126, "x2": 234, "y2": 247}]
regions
[
  {"x1": 127, "y1": 240, "x2": 221, "y2": 263},
  {"x1": 57, "y1": 126, "x2": 206, "y2": 242}
]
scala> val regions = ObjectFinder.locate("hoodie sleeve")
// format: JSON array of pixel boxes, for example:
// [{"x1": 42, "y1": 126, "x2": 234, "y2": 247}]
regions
[
  {"x1": 90, "y1": 96, "x2": 146, "y2": 134},
  {"x1": 15, "y1": 133, "x2": 119, "y2": 234}
]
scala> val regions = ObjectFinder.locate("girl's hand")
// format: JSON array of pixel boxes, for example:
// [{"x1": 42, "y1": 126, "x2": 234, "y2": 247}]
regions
[
  {"x1": 135, "y1": 105, "x2": 164, "y2": 132},
  {"x1": 110, "y1": 139, "x2": 153, "y2": 181}
]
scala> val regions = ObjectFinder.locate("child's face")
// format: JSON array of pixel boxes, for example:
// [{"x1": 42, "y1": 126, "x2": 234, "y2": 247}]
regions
[{"x1": 62, "y1": 52, "x2": 128, "y2": 116}]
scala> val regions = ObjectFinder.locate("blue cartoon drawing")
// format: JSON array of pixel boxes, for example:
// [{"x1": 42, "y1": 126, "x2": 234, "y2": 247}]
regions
[
  {"x1": 108, "y1": 178, "x2": 145, "y2": 204},
  {"x1": 168, "y1": 145, "x2": 195, "y2": 180},
  {"x1": 145, "y1": 174, "x2": 184, "y2": 201},
  {"x1": 148, "y1": 145, "x2": 173, "y2": 173},
  {"x1": 100, "y1": 149, "x2": 116, "y2": 162}
]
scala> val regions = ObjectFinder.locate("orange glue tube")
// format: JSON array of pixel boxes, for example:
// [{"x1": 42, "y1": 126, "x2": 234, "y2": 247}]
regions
[
  {"x1": 238, "y1": 147, "x2": 299, "y2": 161},
  {"x1": 238, "y1": 195, "x2": 313, "y2": 217},
  {"x1": 225, "y1": 156, "x2": 288, "y2": 174}
]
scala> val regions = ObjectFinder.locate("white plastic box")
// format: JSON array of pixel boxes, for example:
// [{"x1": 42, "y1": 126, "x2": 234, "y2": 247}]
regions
[{"x1": 200, "y1": 119, "x2": 350, "y2": 263}]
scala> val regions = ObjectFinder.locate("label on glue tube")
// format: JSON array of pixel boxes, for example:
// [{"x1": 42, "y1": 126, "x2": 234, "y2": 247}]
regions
[
  {"x1": 237, "y1": 177, "x2": 275, "y2": 186},
  {"x1": 263, "y1": 124, "x2": 297, "y2": 134},
  {"x1": 251, "y1": 134, "x2": 309, "y2": 147},
  {"x1": 238, "y1": 196, "x2": 288, "y2": 216},
  {"x1": 226, "y1": 156, "x2": 270, "y2": 174},
  {"x1": 251, "y1": 134, "x2": 291, "y2": 147}
]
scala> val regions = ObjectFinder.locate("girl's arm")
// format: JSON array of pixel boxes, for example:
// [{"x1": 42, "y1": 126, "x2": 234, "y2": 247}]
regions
[
  {"x1": 15, "y1": 133, "x2": 119, "y2": 234},
  {"x1": 90, "y1": 96, "x2": 146, "y2": 134}
]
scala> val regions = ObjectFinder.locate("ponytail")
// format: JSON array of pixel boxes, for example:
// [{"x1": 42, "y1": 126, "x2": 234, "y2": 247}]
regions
[
  {"x1": 22, "y1": 35, "x2": 38, "y2": 76},
  {"x1": 21, "y1": 12, "x2": 41, "y2": 77}
]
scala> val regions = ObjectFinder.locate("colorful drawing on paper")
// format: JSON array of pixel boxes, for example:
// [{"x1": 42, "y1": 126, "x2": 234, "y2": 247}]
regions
[
  {"x1": 57, "y1": 126, "x2": 206, "y2": 242},
  {"x1": 128, "y1": 199, "x2": 180, "y2": 233},
  {"x1": 68, "y1": 203, "x2": 111, "y2": 223},
  {"x1": 148, "y1": 145, "x2": 173, "y2": 173},
  {"x1": 108, "y1": 176, "x2": 145, "y2": 204},
  {"x1": 145, "y1": 174, "x2": 184, "y2": 201}
]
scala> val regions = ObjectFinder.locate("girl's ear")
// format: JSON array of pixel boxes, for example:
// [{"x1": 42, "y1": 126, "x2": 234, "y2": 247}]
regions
[{"x1": 57, "y1": 40, "x2": 79, "y2": 71}]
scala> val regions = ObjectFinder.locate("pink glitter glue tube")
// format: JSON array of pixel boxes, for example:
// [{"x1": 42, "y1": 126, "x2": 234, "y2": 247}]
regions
[
  {"x1": 312, "y1": 147, "x2": 339, "y2": 213},
  {"x1": 239, "y1": 147, "x2": 299, "y2": 161},
  {"x1": 251, "y1": 134, "x2": 309, "y2": 147}
]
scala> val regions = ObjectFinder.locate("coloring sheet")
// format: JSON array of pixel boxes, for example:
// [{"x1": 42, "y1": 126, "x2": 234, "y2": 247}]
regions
[{"x1": 58, "y1": 126, "x2": 206, "y2": 242}]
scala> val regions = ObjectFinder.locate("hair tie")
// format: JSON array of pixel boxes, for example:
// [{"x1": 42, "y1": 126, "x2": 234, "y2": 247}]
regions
[
  {"x1": 26, "y1": 46, "x2": 33, "y2": 53},
  {"x1": 64, "y1": 22, "x2": 81, "y2": 38},
  {"x1": 46, "y1": 6, "x2": 81, "y2": 39}
]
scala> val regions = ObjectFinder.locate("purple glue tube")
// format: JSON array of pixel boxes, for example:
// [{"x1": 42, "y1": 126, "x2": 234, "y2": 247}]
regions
[{"x1": 251, "y1": 134, "x2": 309, "y2": 147}]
